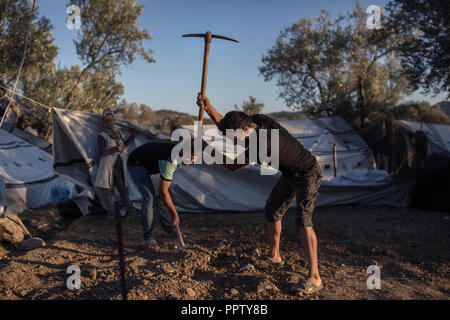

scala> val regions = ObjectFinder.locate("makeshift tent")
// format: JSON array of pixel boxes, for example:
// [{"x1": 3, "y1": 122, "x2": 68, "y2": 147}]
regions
[
  {"x1": 0, "y1": 128, "x2": 74, "y2": 214},
  {"x1": 52, "y1": 109, "x2": 414, "y2": 214},
  {"x1": 1, "y1": 122, "x2": 52, "y2": 154},
  {"x1": 398, "y1": 120, "x2": 450, "y2": 157},
  {"x1": 397, "y1": 120, "x2": 450, "y2": 212}
]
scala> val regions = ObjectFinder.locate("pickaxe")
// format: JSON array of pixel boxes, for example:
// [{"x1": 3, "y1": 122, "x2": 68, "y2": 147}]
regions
[{"x1": 182, "y1": 31, "x2": 238, "y2": 125}]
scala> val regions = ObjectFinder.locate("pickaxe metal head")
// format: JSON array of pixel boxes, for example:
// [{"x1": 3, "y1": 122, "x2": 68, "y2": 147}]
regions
[
  {"x1": 182, "y1": 31, "x2": 239, "y2": 44},
  {"x1": 182, "y1": 31, "x2": 238, "y2": 124}
]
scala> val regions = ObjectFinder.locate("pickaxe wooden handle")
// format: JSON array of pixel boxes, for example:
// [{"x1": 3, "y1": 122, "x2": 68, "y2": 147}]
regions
[
  {"x1": 199, "y1": 32, "x2": 212, "y2": 124},
  {"x1": 182, "y1": 31, "x2": 238, "y2": 125},
  {"x1": 7, "y1": 214, "x2": 32, "y2": 238}
]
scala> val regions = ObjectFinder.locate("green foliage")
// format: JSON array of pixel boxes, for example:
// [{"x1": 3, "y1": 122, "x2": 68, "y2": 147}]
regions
[
  {"x1": 117, "y1": 104, "x2": 196, "y2": 136},
  {"x1": 0, "y1": 0, "x2": 57, "y2": 86},
  {"x1": 234, "y1": 96, "x2": 265, "y2": 115},
  {"x1": 118, "y1": 102, "x2": 155, "y2": 127},
  {"x1": 259, "y1": 10, "x2": 348, "y2": 116},
  {"x1": 0, "y1": 0, "x2": 153, "y2": 139},
  {"x1": 266, "y1": 111, "x2": 309, "y2": 122},
  {"x1": 259, "y1": 3, "x2": 412, "y2": 128},
  {"x1": 390, "y1": 101, "x2": 449, "y2": 124},
  {"x1": 64, "y1": 0, "x2": 154, "y2": 108},
  {"x1": 26, "y1": 66, "x2": 125, "y2": 113},
  {"x1": 0, "y1": 0, "x2": 57, "y2": 116},
  {"x1": 386, "y1": 0, "x2": 450, "y2": 95}
]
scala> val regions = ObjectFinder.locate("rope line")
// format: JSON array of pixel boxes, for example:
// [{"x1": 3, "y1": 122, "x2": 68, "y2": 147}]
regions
[
  {"x1": 0, "y1": 0, "x2": 46, "y2": 126},
  {"x1": 0, "y1": 84, "x2": 52, "y2": 111}
]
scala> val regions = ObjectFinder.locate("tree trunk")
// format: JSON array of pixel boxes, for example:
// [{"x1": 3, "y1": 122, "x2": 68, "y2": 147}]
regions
[
  {"x1": 64, "y1": 66, "x2": 91, "y2": 110},
  {"x1": 64, "y1": 32, "x2": 113, "y2": 110},
  {"x1": 356, "y1": 76, "x2": 366, "y2": 128}
]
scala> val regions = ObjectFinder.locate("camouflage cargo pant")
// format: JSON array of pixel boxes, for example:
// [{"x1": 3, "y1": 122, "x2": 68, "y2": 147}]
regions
[{"x1": 264, "y1": 162, "x2": 322, "y2": 227}]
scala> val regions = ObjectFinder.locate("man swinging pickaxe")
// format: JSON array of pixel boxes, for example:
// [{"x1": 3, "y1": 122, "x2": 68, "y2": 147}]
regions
[
  {"x1": 172, "y1": 31, "x2": 238, "y2": 249},
  {"x1": 182, "y1": 31, "x2": 238, "y2": 125}
]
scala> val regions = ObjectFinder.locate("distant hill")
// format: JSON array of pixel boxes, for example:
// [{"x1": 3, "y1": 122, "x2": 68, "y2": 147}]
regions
[
  {"x1": 139, "y1": 108, "x2": 309, "y2": 135},
  {"x1": 266, "y1": 110, "x2": 309, "y2": 121}
]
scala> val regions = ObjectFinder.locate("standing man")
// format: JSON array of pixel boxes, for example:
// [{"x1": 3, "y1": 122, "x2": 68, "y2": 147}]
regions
[
  {"x1": 94, "y1": 110, "x2": 136, "y2": 220},
  {"x1": 127, "y1": 140, "x2": 198, "y2": 248},
  {"x1": 196, "y1": 94, "x2": 323, "y2": 295}
]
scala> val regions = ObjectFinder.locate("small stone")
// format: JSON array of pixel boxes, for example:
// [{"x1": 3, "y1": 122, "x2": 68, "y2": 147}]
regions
[
  {"x1": 288, "y1": 274, "x2": 300, "y2": 283},
  {"x1": 186, "y1": 288, "x2": 196, "y2": 297},
  {"x1": 230, "y1": 288, "x2": 239, "y2": 295},
  {"x1": 30, "y1": 219, "x2": 38, "y2": 228},
  {"x1": 257, "y1": 280, "x2": 279, "y2": 294},
  {"x1": 162, "y1": 264, "x2": 176, "y2": 274},
  {"x1": 15, "y1": 237, "x2": 45, "y2": 251},
  {"x1": 0, "y1": 215, "x2": 25, "y2": 244},
  {"x1": 239, "y1": 263, "x2": 255, "y2": 272},
  {"x1": 253, "y1": 248, "x2": 261, "y2": 256}
]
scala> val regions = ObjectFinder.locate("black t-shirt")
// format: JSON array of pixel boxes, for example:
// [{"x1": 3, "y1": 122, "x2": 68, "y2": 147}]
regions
[
  {"x1": 127, "y1": 141, "x2": 178, "y2": 175},
  {"x1": 247, "y1": 114, "x2": 317, "y2": 174}
]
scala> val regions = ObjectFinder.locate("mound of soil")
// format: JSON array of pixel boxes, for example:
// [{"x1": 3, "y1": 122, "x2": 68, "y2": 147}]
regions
[{"x1": 0, "y1": 206, "x2": 449, "y2": 300}]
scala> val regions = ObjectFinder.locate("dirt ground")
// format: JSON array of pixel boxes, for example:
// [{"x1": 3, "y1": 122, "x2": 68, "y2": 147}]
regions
[{"x1": 0, "y1": 205, "x2": 449, "y2": 300}]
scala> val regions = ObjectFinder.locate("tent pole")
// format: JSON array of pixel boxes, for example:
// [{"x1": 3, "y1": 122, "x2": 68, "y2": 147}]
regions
[
  {"x1": 333, "y1": 143, "x2": 338, "y2": 177},
  {"x1": 115, "y1": 202, "x2": 127, "y2": 300}
]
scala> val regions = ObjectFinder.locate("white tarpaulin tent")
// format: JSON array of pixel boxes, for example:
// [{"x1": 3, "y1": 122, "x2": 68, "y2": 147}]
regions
[
  {"x1": 280, "y1": 117, "x2": 376, "y2": 179},
  {"x1": 399, "y1": 120, "x2": 450, "y2": 156},
  {"x1": 183, "y1": 116, "x2": 376, "y2": 180},
  {"x1": 52, "y1": 109, "x2": 414, "y2": 214},
  {"x1": 0, "y1": 128, "x2": 74, "y2": 214}
]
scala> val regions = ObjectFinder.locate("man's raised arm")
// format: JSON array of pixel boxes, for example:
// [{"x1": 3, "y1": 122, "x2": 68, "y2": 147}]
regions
[{"x1": 196, "y1": 93, "x2": 223, "y2": 126}]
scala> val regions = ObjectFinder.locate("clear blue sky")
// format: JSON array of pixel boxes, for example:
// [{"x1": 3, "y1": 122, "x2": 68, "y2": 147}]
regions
[{"x1": 36, "y1": 0, "x2": 447, "y2": 115}]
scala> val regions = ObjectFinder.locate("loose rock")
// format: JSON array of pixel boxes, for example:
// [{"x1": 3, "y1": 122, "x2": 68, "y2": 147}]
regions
[
  {"x1": 257, "y1": 280, "x2": 279, "y2": 294},
  {"x1": 239, "y1": 263, "x2": 255, "y2": 272},
  {"x1": 0, "y1": 215, "x2": 25, "y2": 244},
  {"x1": 230, "y1": 288, "x2": 239, "y2": 296},
  {"x1": 162, "y1": 264, "x2": 176, "y2": 274},
  {"x1": 15, "y1": 237, "x2": 45, "y2": 251},
  {"x1": 30, "y1": 219, "x2": 38, "y2": 228},
  {"x1": 186, "y1": 288, "x2": 196, "y2": 297}
]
